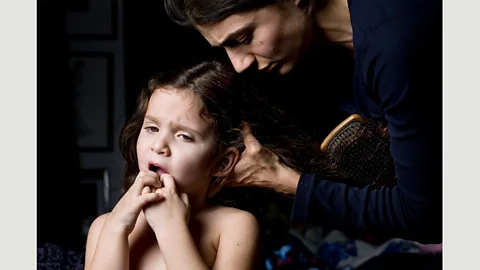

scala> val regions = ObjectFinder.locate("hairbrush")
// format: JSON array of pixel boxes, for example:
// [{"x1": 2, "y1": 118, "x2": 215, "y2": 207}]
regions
[{"x1": 320, "y1": 114, "x2": 396, "y2": 188}]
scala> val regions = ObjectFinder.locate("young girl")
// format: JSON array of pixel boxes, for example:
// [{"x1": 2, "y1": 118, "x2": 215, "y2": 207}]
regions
[
  {"x1": 84, "y1": 59, "x2": 261, "y2": 270},
  {"x1": 83, "y1": 55, "x2": 395, "y2": 269}
]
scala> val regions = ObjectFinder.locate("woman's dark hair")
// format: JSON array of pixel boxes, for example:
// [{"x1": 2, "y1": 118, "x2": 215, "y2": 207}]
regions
[{"x1": 164, "y1": 0, "x2": 309, "y2": 27}]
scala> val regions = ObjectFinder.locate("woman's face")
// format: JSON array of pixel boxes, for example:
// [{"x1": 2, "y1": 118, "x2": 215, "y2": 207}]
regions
[{"x1": 196, "y1": 2, "x2": 313, "y2": 75}]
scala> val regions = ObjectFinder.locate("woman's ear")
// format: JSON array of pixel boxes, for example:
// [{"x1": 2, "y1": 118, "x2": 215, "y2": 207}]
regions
[{"x1": 207, "y1": 147, "x2": 239, "y2": 198}]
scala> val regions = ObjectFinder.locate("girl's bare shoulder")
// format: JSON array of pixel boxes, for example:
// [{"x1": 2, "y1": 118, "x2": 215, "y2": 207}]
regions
[{"x1": 200, "y1": 204, "x2": 259, "y2": 229}]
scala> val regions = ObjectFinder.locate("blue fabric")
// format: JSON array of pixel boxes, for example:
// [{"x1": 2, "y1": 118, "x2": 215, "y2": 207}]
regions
[
  {"x1": 37, "y1": 242, "x2": 85, "y2": 270},
  {"x1": 262, "y1": 230, "x2": 422, "y2": 270}
]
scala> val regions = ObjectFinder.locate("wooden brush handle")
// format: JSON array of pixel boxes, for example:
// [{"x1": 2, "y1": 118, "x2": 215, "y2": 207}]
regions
[{"x1": 320, "y1": 114, "x2": 367, "y2": 152}]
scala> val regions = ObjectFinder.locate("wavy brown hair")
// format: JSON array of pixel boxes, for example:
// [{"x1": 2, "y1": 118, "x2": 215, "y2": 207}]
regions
[
  {"x1": 117, "y1": 57, "x2": 396, "y2": 234},
  {"x1": 119, "y1": 59, "x2": 245, "y2": 194},
  {"x1": 119, "y1": 57, "x2": 393, "y2": 202},
  {"x1": 118, "y1": 57, "x2": 335, "y2": 196}
]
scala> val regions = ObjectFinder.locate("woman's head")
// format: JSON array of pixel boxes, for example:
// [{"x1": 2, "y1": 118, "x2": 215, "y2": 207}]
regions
[
  {"x1": 120, "y1": 59, "x2": 243, "y2": 198},
  {"x1": 165, "y1": 0, "x2": 316, "y2": 74}
]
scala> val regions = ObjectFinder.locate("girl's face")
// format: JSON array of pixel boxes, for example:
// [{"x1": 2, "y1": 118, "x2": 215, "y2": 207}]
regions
[
  {"x1": 196, "y1": 2, "x2": 313, "y2": 75},
  {"x1": 136, "y1": 89, "x2": 219, "y2": 198}
]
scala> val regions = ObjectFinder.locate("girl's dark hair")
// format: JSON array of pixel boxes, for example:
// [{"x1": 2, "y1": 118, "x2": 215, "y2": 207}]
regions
[
  {"x1": 119, "y1": 56, "x2": 337, "y2": 194},
  {"x1": 119, "y1": 58, "x2": 244, "y2": 194},
  {"x1": 118, "y1": 56, "x2": 395, "y2": 232},
  {"x1": 164, "y1": 0, "x2": 307, "y2": 27}
]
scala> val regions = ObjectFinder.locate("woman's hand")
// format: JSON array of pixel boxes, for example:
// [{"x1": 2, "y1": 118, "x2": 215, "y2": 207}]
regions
[
  {"x1": 143, "y1": 173, "x2": 191, "y2": 237},
  {"x1": 208, "y1": 122, "x2": 301, "y2": 198},
  {"x1": 104, "y1": 170, "x2": 164, "y2": 236}
]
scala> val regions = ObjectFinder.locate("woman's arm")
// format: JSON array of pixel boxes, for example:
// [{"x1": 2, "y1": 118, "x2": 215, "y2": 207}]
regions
[
  {"x1": 291, "y1": 12, "x2": 442, "y2": 243},
  {"x1": 84, "y1": 213, "x2": 130, "y2": 270}
]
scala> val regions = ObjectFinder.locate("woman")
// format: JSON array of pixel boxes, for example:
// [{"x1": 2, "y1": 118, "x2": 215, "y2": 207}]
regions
[{"x1": 163, "y1": 0, "x2": 442, "y2": 244}]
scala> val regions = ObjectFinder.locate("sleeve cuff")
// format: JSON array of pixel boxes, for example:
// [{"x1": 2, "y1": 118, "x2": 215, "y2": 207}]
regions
[{"x1": 290, "y1": 173, "x2": 316, "y2": 225}]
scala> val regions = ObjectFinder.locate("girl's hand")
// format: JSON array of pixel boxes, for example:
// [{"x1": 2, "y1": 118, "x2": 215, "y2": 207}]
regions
[
  {"x1": 143, "y1": 173, "x2": 191, "y2": 236},
  {"x1": 105, "y1": 170, "x2": 164, "y2": 236}
]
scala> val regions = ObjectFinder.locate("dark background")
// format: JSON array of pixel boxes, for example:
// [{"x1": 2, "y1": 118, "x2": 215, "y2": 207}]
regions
[
  {"x1": 38, "y1": 0, "x2": 216, "y2": 249},
  {"x1": 37, "y1": 1, "x2": 440, "y2": 269},
  {"x1": 37, "y1": 0, "x2": 354, "y2": 249}
]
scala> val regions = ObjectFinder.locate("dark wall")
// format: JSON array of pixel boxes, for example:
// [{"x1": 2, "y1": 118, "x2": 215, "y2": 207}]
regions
[
  {"x1": 37, "y1": 1, "x2": 83, "y2": 248},
  {"x1": 36, "y1": 0, "x2": 355, "y2": 250},
  {"x1": 123, "y1": 0, "x2": 213, "y2": 117}
]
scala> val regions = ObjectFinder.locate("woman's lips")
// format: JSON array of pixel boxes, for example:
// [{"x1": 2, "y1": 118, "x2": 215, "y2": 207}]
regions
[{"x1": 263, "y1": 61, "x2": 280, "y2": 73}]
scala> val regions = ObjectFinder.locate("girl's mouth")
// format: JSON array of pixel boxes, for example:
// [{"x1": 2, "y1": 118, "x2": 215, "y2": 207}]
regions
[{"x1": 148, "y1": 162, "x2": 168, "y2": 176}]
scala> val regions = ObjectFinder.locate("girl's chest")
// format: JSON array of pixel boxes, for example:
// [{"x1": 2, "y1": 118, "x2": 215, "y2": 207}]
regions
[{"x1": 128, "y1": 224, "x2": 218, "y2": 270}]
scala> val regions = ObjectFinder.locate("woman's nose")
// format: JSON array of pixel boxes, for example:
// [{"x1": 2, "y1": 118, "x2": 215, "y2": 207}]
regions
[{"x1": 225, "y1": 47, "x2": 255, "y2": 73}]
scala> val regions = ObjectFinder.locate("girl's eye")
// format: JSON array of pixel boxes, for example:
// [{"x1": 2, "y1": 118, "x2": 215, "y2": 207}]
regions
[
  {"x1": 145, "y1": 126, "x2": 159, "y2": 132},
  {"x1": 178, "y1": 134, "x2": 194, "y2": 142}
]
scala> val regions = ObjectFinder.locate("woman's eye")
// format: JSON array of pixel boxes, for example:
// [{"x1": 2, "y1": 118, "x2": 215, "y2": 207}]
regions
[
  {"x1": 145, "y1": 126, "x2": 159, "y2": 132},
  {"x1": 238, "y1": 33, "x2": 252, "y2": 44},
  {"x1": 178, "y1": 134, "x2": 193, "y2": 142}
]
